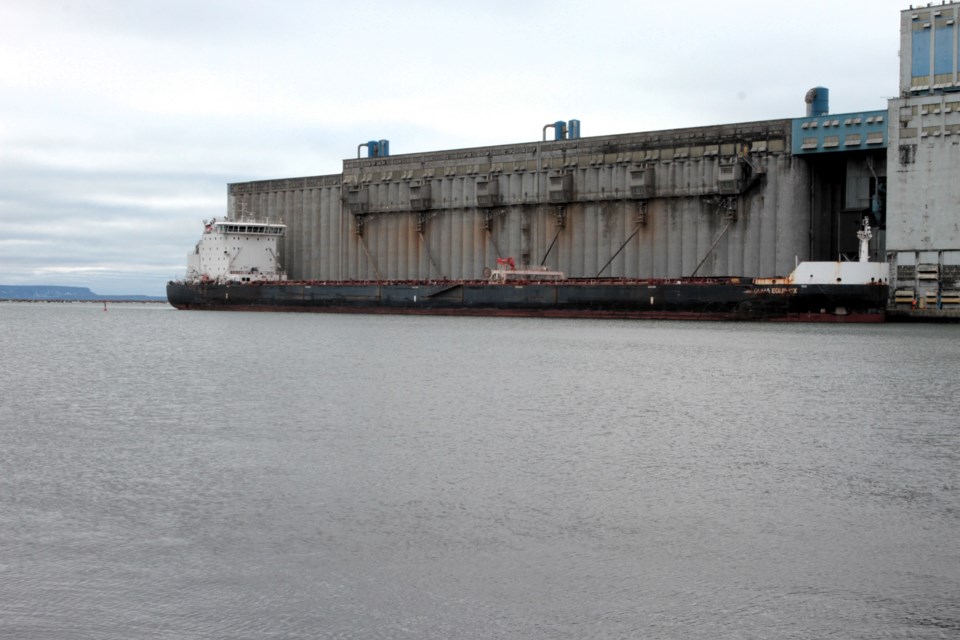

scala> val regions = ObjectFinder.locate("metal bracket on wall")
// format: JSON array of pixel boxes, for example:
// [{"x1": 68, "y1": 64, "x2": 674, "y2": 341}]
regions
[
  {"x1": 555, "y1": 206, "x2": 566, "y2": 228},
  {"x1": 703, "y1": 195, "x2": 738, "y2": 221},
  {"x1": 636, "y1": 201, "x2": 648, "y2": 226},
  {"x1": 481, "y1": 207, "x2": 509, "y2": 232},
  {"x1": 482, "y1": 210, "x2": 494, "y2": 231}
]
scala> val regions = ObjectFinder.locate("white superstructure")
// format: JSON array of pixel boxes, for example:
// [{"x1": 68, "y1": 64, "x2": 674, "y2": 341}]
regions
[
  {"x1": 185, "y1": 218, "x2": 287, "y2": 283},
  {"x1": 757, "y1": 219, "x2": 889, "y2": 286}
]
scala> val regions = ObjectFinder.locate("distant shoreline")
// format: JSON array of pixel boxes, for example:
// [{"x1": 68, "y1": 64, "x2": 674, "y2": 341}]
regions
[
  {"x1": 1, "y1": 298, "x2": 169, "y2": 304},
  {"x1": 0, "y1": 284, "x2": 166, "y2": 303}
]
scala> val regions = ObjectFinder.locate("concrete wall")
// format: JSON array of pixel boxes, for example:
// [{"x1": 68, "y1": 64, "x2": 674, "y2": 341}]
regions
[
  {"x1": 884, "y1": 2, "x2": 960, "y2": 315},
  {"x1": 900, "y1": 3, "x2": 960, "y2": 94},
  {"x1": 886, "y1": 95, "x2": 960, "y2": 306},
  {"x1": 229, "y1": 119, "x2": 836, "y2": 283},
  {"x1": 888, "y1": 96, "x2": 960, "y2": 252}
]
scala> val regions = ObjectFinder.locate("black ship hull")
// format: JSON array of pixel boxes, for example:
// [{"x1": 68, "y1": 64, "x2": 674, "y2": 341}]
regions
[{"x1": 167, "y1": 279, "x2": 888, "y2": 322}]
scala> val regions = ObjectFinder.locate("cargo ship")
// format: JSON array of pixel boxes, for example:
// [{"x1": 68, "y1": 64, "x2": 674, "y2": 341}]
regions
[{"x1": 166, "y1": 217, "x2": 889, "y2": 321}]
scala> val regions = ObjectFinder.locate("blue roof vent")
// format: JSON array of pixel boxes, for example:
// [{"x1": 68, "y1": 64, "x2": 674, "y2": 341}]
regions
[
  {"x1": 357, "y1": 139, "x2": 390, "y2": 158},
  {"x1": 805, "y1": 87, "x2": 829, "y2": 117}
]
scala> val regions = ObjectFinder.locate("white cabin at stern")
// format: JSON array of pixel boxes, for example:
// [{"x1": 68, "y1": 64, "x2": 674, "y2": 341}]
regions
[
  {"x1": 186, "y1": 218, "x2": 287, "y2": 283},
  {"x1": 790, "y1": 219, "x2": 889, "y2": 286},
  {"x1": 789, "y1": 260, "x2": 889, "y2": 286}
]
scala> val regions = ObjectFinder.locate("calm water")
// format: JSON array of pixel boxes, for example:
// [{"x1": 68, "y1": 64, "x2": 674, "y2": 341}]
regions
[{"x1": 1, "y1": 302, "x2": 958, "y2": 639}]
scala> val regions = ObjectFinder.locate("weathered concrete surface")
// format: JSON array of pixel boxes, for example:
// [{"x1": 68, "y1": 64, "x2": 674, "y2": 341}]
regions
[
  {"x1": 886, "y1": 3, "x2": 960, "y2": 317},
  {"x1": 228, "y1": 119, "x2": 883, "y2": 284}
]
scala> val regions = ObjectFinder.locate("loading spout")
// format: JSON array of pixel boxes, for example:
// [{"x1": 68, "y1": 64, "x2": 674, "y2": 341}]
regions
[{"x1": 690, "y1": 218, "x2": 735, "y2": 277}]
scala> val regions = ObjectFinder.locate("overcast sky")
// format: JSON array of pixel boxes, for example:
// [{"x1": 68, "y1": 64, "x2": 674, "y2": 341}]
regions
[{"x1": 1, "y1": 0, "x2": 909, "y2": 296}]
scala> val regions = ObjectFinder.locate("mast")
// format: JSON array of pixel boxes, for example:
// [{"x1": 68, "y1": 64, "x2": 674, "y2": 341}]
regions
[{"x1": 857, "y1": 218, "x2": 873, "y2": 263}]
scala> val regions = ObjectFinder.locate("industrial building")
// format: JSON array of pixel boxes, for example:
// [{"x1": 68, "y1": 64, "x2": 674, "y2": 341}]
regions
[
  {"x1": 225, "y1": 2, "x2": 960, "y2": 320},
  {"x1": 887, "y1": 3, "x2": 960, "y2": 318}
]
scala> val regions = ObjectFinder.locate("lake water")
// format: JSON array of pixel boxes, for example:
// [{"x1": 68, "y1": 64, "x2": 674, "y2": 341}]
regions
[{"x1": 1, "y1": 302, "x2": 958, "y2": 639}]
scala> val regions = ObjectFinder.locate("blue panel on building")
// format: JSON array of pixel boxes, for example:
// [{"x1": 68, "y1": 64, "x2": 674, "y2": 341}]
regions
[
  {"x1": 791, "y1": 110, "x2": 888, "y2": 155},
  {"x1": 935, "y1": 24, "x2": 954, "y2": 75},
  {"x1": 913, "y1": 27, "x2": 931, "y2": 77}
]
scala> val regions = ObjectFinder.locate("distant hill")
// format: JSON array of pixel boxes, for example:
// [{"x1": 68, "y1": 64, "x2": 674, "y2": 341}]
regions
[{"x1": 0, "y1": 285, "x2": 166, "y2": 302}]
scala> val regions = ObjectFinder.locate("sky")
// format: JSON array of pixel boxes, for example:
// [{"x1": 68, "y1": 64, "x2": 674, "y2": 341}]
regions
[{"x1": 0, "y1": 0, "x2": 911, "y2": 296}]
